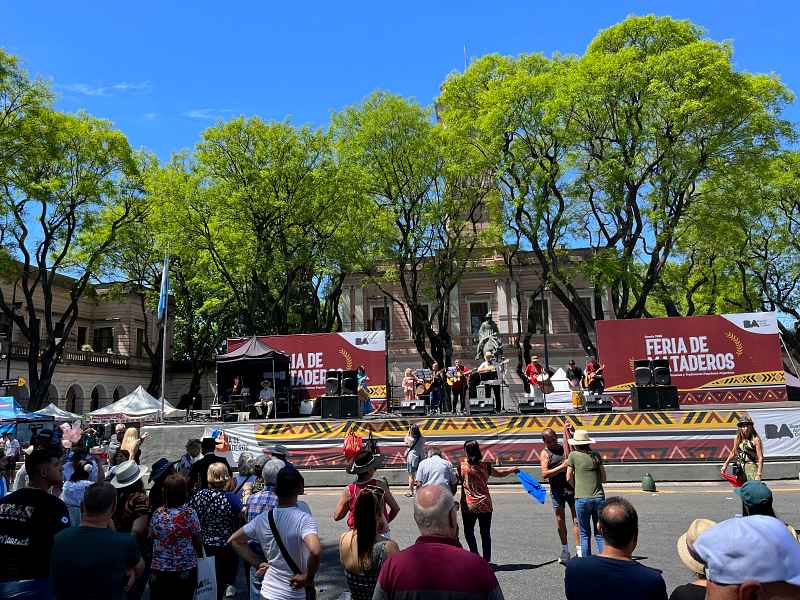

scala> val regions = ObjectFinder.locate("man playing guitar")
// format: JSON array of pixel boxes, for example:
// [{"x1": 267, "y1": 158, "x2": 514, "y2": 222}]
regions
[
  {"x1": 447, "y1": 359, "x2": 470, "y2": 415},
  {"x1": 583, "y1": 357, "x2": 605, "y2": 394}
]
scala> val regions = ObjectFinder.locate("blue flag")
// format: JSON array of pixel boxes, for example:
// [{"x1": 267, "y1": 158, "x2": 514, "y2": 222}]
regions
[
  {"x1": 517, "y1": 470, "x2": 547, "y2": 504},
  {"x1": 157, "y1": 255, "x2": 169, "y2": 321}
]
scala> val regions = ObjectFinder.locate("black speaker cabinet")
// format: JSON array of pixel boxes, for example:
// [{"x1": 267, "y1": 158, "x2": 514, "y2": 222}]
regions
[
  {"x1": 632, "y1": 386, "x2": 660, "y2": 411},
  {"x1": 321, "y1": 395, "x2": 340, "y2": 419},
  {"x1": 518, "y1": 400, "x2": 546, "y2": 414},
  {"x1": 325, "y1": 370, "x2": 341, "y2": 396},
  {"x1": 658, "y1": 385, "x2": 680, "y2": 409},
  {"x1": 651, "y1": 359, "x2": 672, "y2": 386},
  {"x1": 339, "y1": 394, "x2": 361, "y2": 418},
  {"x1": 633, "y1": 359, "x2": 654, "y2": 386},
  {"x1": 341, "y1": 370, "x2": 358, "y2": 395},
  {"x1": 585, "y1": 394, "x2": 613, "y2": 413}
]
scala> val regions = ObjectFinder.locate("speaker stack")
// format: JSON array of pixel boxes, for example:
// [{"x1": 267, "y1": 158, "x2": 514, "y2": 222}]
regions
[
  {"x1": 320, "y1": 370, "x2": 362, "y2": 419},
  {"x1": 631, "y1": 359, "x2": 679, "y2": 411},
  {"x1": 468, "y1": 398, "x2": 495, "y2": 415}
]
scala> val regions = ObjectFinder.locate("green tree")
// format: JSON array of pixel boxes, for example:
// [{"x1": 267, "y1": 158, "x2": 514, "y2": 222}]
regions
[{"x1": 334, "y1": 92, "x2": 496, "y2": 368}]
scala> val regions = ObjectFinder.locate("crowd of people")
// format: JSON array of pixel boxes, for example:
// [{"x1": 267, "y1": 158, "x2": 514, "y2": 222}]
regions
[{"x1": 0, "y1": 419, "x2": 798, "y2": 600}]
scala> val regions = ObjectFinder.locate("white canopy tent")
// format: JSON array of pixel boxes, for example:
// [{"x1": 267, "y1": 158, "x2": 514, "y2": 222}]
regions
[
  {"x1": 88, "y1": 385, "x2": 182, "y2": 422},
  {"x1": 33, "y1": 403, "x2": 82, "y2": 422}
]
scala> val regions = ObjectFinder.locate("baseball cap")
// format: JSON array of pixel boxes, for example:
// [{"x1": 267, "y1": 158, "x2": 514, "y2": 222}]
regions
[
  {"x1": 735, "y1": 480, "x2": 773, "y2": 507},
  {"x1": 694, "y1": 515, "x2": 800, "y2": 586}
]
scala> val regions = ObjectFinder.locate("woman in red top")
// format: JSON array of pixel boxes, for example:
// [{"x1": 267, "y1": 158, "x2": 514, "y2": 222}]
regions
[
  {"x1": 457, "y1": 440, "x2": 518, "y2": 564},
  {"x1": 333, "y1": 450, "x2": 400, "y2": 535}
]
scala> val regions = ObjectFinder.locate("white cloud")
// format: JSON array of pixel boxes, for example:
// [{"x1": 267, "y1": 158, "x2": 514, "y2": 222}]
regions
[
  {"x1": 142, "y1": 112, "x2": 159, "y2": 121},
  {"x1": 182, "y1": 108, "x2": 233, "y2": 120},
  {"x1": 60, "y1": 81, "x2": 152, "y2": 97}
]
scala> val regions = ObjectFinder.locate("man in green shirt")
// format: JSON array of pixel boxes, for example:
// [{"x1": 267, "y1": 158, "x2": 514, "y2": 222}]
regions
[{"x1": 51, "y1": 482, "x2": 144, "y2": 600}]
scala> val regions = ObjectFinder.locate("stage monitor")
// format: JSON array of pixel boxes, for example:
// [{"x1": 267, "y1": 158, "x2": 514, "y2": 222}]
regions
[
  {"x1": 634, "y1": 360, "x2": 653, "y2": 386},
  {"x1": 651, "y1": 359, "x2": 671, "y2": 386}
]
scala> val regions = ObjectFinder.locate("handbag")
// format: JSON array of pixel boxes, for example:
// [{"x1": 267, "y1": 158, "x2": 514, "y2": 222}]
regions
[
  {"x1": 267, "y1": 509, "x2": 317, "y2": 600},
  {"x1": 193, "y1": 555, "x2": 217, "y2": 600}
]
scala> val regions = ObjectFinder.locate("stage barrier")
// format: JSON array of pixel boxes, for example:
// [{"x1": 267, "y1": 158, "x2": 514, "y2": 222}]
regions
[{"x1": 201, "y1": 408, "x2": 799, "y2": 470}]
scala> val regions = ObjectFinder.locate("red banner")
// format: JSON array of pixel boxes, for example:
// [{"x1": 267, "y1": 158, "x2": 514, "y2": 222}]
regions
[
  {"x1": 228, "y1": 331, "x2": 387, "y2": 401},
  {"x1": 597, "y1": 312, "x2": 786, "y2": 406}
]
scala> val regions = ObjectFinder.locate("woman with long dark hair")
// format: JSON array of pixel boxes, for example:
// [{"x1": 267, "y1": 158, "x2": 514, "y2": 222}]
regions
[
  {"x1": 110, "y1": 460, "x2": 151, "y2": 600},
  {"x1": 720, "y1": 416, "x2": 764, "y2": 482},
  {"x1": 566, "y1": 429, "x2": 606, "y2": 557},
  {"x1": 339, "y1": 488, "x2": 399, "y2": 600},
  {"x1": 457, "y1": 440, "x2": 518, "y2": 564},
  {"x1": 404, "y1": 424, "x2": 425, "y2": 497}
]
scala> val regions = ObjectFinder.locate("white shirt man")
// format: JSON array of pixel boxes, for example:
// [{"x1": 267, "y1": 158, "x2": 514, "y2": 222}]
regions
[
  {"x1": 256, "y1": 382, "x2": 275, "y2": 418},
  {"x1": 415, "y1": 449, "x2": 456, "y2": 493}
]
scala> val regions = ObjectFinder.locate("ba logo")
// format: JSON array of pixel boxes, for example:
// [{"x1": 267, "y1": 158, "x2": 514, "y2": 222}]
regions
[
  {"x1": 355, "y1": 337, "x2": 369, "y2": 345},
  {"x1": 743, "y1": 319, "x2": 767, "y2": 329},
  {"x1": 765, "y1": 423, "x2": 793, "y2": 439}
]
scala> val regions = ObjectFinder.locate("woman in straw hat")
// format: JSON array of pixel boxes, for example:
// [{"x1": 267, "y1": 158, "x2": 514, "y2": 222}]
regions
[
  {"x1": 671, "y1": 518, "x2": 716, "y2": 600},
  {"x1": 566, "y1": 429, "x2": 606, "y2": 557},
  {"x1": 720, "y1": 415, "x2": 764, "y2": 483},
  {"x1": 333, "y1": 450, "x2": 400, "y2": 535},
  {"x1": 109, "y1": 460, "x2": 150, "y2": 599}
]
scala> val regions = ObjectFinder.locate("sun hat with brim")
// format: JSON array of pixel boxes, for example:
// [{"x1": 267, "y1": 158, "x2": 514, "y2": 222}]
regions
[
  {"x1": 109, "y1": 460, "x2": 144, "y2": 489},
  {"x1": 149, "y1": 458, "x2": 174, "y2": 483},
  {"x1": 347, "y1": 451, "x2": 383, "y2": 474},
  {"x1": 677, "y1": 518, "x2": 717, "y2": 575},
  {"x1": 737, "y1": 414, "x2": 754, "y2": 425},
  {"x1": 269, "y1": 444, "x2": 289, "y2": 458},
  {"x1": 568, "y1": 429, "x2": 595, "y2": 446}
]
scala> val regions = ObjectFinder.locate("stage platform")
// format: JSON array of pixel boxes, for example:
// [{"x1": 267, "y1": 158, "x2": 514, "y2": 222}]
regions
[{"x1": 140, "y1": 404, "x2": 800, "y2": 471}]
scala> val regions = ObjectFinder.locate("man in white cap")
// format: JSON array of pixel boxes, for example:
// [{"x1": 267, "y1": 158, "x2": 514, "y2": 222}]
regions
[{"x1": 694, "y1": 515, "x2": 800, "y2": 599}]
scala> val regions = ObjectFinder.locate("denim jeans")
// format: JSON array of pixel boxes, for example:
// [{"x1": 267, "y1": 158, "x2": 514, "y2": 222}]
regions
[
  {"x1": 0, "y1": 579, "x2": 53, "y2": 599},
  {"x1": 575, "y1": 495, "x2": 605, "y2": 557},
  {"x1": 249, "y1": 565, "x2": 263, "y2": 600}
]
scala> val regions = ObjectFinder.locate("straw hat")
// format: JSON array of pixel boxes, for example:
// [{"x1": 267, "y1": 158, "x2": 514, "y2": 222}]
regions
[
  {"x1": 677, "y1": 518, "x2": 717, "y2": 575},
  {"x1": 568, "y1": 429, "x2": 595, "y2": 446},
  {"x1": 737, "y1": 414, "x2": 754, "y2": 426},
  {"x1": 108, "y1": 460, "x2": 145, "y2": 489}
]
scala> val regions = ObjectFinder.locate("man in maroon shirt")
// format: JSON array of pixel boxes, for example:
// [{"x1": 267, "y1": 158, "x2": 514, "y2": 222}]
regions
[{"x1": 373, "y1": 485, "x2": 504, "y2": 600}]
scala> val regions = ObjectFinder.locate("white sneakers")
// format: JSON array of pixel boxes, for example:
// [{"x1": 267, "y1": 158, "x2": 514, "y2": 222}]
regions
[
  {"x1": 225, "y1": 585, "x2": 237, "y2": 597},
  {"x1": 559, "y1": 548, "x2": 571, "y2": 564}
]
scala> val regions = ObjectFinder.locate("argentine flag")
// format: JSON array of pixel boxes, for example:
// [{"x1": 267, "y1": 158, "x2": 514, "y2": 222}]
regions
[{"x1": 157, "y1": 255, "x2": 169, "y2": 321}]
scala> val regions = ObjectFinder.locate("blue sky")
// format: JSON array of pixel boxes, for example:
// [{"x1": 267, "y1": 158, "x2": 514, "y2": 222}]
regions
[{"x1": 3, "y1": 1, "x2": 798, "y2": 160}]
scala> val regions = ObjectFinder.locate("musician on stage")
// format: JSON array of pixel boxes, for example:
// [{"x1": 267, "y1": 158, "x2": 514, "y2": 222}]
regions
[
  {"x1": 524, "y1": 355, "x2": 545, "y2": 400},
  {"x1": 565, "y1": 360, "x2": 583, "y2": 391},
  {"x1": 402, "y1": 368, "x2": 417, "y2": 402},
  {"x1": 254, "y1": 379, "x2": 274, "y2": 418},
  {"x1": 430, "y1": 361, "x2": 446, "y2": 415},
  {"x1": 449, "y1": 359, "x2": 469, "y2": 415},
  {"x1": 477, "y1": 351, "x2": 502, "y2": 412},
  {"x1": 583, "y1": 357, "x2": 605, "y2": 395},
  {"x1": 357, "y1": 364, "x2": 374, "y2": 415}
]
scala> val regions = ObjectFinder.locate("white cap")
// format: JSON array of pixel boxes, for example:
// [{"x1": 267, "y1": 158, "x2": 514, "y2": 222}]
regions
[{"x1": 694, "y1": 516, "x2": 800, "y2": 586}]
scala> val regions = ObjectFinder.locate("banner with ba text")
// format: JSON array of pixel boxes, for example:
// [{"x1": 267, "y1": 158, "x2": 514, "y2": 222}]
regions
[{"x1": 751, "y1": 408, "x2": 800, "y2": 458}]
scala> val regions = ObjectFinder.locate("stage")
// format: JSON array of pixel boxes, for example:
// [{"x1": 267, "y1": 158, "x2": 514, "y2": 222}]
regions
[{"x1": 140, "y1": 404, "x2": 800, "y2": 471}]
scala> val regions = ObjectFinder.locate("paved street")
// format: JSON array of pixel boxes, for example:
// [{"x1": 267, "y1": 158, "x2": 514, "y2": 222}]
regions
[{"x1": 302, "y1": 481, "x2": 800, "y2": 600}]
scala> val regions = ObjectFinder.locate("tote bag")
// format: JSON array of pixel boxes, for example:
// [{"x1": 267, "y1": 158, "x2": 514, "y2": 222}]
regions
[{"x1": 194, "y1": 555, "x2": 217, "y2": 600}]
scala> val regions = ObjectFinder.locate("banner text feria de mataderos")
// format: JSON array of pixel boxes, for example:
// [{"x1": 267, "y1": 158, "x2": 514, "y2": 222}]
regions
[
  {"x1": 597, "y1": 312, "x2": 786, "y2": 405},
  {"x1": 227, "y1": 331, "x2": 387, "y2": 400}
]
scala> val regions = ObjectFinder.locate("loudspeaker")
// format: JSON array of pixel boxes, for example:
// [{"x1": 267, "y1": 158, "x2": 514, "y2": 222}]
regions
[
  {"x1": 396, "y1": 402, "x2": 426, "y2": 416},
  {"x1": 468, "y1": 399, "x2": 495, "y2": 414},
  {"x1": 585, "y1": 394, "x2": 613, "y2": 413},
  {"x1": 634, "y1": 360, "x2": 654, "y2": 386},
  {"x1": 339, "y1": 394, "x2": 361, "y2": 418},
  {"x1": 326, "y1": 370, "x2": 341, "y2": 396},
  {"x1": 658, "y1": 385, "x2": 680, "y2": 409},
  {"x1": 632, "y1": 386, "x2": 660, "y2": 411},
  {"x1": 519, "y1": 400, "x2": 546, "y2": 414},
  {"x1": 321, "y1": 395, "x2": 340, "y2": 419},
  {"x1": 341, "y1": 370, "x2": 358, "y2": 395},
  {"x1": 652, "y1": 359, "x2": 672, "y2": 386}
]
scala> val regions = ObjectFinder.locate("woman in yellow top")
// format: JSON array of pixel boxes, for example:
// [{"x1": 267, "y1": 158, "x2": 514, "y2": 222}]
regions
[{"x1": 720, "y1": 416, "x2": 764, "y2": 483}]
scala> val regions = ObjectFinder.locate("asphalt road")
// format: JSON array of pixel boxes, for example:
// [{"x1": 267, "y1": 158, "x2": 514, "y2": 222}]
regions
[{"x1": 148, "y1": 481, "x2": 800, "y2": 600}]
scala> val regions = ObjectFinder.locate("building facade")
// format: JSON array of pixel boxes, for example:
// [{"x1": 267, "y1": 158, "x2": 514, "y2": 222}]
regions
[{"x1": 0, "y1": 278, "x2": 188, "y2": 414}]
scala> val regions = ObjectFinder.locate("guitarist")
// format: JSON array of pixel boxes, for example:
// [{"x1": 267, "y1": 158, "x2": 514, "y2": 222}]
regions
[
  {"x1": 583, "y1": 357, "x2": 605, "y2": 395},
  {"x1": 448, "y1": 359, "x2": 469, "y2": 415}
]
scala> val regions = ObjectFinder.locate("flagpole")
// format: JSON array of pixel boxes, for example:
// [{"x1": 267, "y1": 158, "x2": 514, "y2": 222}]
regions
[{"x1": 160, "y1": 252, "x2": 169, "y2": 422}]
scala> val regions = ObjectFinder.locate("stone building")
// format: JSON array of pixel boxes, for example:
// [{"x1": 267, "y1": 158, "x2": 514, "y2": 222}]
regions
[{"x1": 0, "y1": 276, "x2": 186, "y2": 414}]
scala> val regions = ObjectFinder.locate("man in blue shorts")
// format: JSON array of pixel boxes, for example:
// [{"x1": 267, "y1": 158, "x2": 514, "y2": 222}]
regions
[{"x1": 540, "y1": 427, "x2": 580, "y2": 562}]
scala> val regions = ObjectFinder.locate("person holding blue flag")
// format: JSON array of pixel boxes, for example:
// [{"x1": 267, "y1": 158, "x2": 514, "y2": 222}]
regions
[{"x1": 539, "y1": 426, "x2": 580, "y2": 563}]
